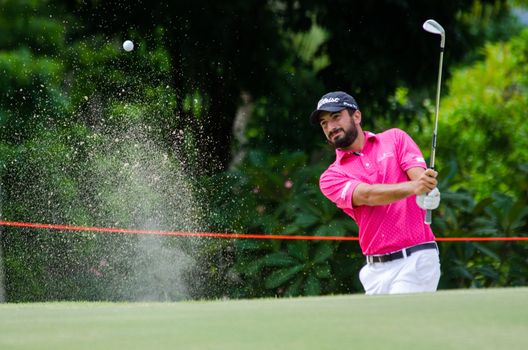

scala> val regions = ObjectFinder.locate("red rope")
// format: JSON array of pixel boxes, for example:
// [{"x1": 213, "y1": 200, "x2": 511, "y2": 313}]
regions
[
  {"x1": 0, "y1": 221, "x2": 357, "y2": 241},
  {"x1": 1, "y1": 220, "x2": 527, "y2": 241}
]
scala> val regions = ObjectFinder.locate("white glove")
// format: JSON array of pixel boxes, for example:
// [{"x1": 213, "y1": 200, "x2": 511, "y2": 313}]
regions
[{"x1": 416, "y1": 188, "x2": 441, "y2": 210}]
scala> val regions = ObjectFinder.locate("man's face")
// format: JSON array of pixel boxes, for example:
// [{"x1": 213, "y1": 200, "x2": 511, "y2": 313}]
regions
[{"x1": 319, "y1": 109, "x2": 358, "y2": 149}]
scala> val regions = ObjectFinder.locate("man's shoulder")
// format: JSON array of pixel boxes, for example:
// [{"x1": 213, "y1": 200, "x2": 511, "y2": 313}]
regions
[
  {"x1": 321, "y1": 159, "x2": 341, "y2": 177},
  {"x1": 320, "y1": 155, "x2": 350, "y2": 182},
  {"x1": 374, "y1": 128, "x2": 415, "y2": 145},
  {"x1": 377, "y1": 128, "x2": 407, "y2": 138}
]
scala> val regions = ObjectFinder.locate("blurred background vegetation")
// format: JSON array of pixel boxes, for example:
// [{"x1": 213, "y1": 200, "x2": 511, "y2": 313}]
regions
[{"x1": 0, "y1": 0, "x2": 527, "y2": 302}]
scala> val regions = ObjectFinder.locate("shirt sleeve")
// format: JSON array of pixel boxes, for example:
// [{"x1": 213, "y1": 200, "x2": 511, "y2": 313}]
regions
[
  {"x1": 393, "y1": 129, "x2": 428, "y2": 171},
  {"x1": 319, "y1": 168, "x2": 361, "y2": 211}
]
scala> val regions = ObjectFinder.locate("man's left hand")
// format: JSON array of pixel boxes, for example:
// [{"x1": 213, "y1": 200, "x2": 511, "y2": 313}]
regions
[{"x1": 416, "y1": 188, "x2": 441, "y2": 210}]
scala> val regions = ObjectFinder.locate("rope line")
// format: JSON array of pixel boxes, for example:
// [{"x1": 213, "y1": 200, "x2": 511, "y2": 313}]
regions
[
  {"x1": 1, "y1": 220, "x2": 527, "y2": 242},
  {"x1": 0, "y1": 221, "x2": 357, "y2": 241}
]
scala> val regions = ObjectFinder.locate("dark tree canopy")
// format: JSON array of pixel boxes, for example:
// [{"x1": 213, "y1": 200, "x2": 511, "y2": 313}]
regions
[{"x1": 54, "y1": 0, "x2": 513, "y2": 167}]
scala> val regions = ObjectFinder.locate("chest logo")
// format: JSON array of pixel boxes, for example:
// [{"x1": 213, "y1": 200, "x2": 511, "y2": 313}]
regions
[{"x1": 377, "y1": 151, "x2": 394, "y2": 162}]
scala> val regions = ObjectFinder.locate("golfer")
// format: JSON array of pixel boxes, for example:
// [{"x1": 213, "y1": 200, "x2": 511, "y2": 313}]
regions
[{"x1": 310, "y1": 91, "x2": 441, "y2": 295}]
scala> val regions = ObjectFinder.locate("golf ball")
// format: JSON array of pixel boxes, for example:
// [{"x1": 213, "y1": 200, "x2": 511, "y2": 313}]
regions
[{"x1": 123, "y1": 40, "x2": 134, "y2": 52}]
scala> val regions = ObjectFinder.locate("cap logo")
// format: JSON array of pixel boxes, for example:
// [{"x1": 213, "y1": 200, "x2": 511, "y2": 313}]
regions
[{"x1": 317, "y1": 97, "x2": 340, "y2": 109}]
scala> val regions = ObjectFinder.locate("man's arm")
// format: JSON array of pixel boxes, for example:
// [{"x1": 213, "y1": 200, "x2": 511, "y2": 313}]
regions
[{"x1": 352, "y1": 167, "x2": 437, "y2": 207}]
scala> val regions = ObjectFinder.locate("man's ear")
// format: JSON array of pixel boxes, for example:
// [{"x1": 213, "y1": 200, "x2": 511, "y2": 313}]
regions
[{"x1": 354, "y1": 110, "x2": 362, "y2": 124}]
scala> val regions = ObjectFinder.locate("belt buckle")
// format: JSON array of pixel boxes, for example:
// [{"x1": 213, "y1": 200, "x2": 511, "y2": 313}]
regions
[{"x1": 367, "y1": 255, "x2": 382, "y2": 264}]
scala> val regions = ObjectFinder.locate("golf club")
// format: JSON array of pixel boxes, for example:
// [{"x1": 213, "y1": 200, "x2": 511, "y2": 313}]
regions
[{"x1": 422, "y1": 19, "x2": 445, "y2": 225}]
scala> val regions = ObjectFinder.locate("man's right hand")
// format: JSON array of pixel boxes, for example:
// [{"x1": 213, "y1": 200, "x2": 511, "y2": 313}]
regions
[{"x1": 414, "y1": 168, "x2": 438, "y2": 195}]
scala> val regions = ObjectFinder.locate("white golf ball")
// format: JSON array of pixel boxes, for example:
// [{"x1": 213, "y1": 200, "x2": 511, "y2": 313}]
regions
[{"x1": 123, "y1": 40, "x2": 134, "y2": 52}]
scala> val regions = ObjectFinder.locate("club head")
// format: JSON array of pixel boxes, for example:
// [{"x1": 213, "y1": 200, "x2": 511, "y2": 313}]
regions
[{"x1": 423, "y1": 19, "x2": 445, "y2": 48}]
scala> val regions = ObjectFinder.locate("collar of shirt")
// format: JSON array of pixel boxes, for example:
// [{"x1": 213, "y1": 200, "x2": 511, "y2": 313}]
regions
[{"x1": 335, "y1": 131, "x2": 377, "y2": 164}]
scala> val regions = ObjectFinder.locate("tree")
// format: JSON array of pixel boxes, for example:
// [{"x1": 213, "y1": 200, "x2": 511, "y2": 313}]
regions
[
  {"x1": 432, "y1": 28, "x2": 528, "y2": 200},
  {"x1": 57, "y1": 0, "x2": 518, "y2": 167},
  {"x1": 0, "y1": 0, "x2": 524, "y2": 301},
  {"x1": 245, "y1": 0, "x2": 518, "y2": 154}
]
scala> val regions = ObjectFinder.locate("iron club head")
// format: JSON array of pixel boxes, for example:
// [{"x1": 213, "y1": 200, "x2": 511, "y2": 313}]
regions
[{"x1": 423, "y1": 19, "x2": 445, "y2": 48}]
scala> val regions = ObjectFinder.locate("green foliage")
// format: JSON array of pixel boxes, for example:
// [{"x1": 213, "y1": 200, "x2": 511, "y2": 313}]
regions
[
  {"x1": 428, "y1": 162, "x2": 528, "y2": 289},
  {"x1": 0, "y1": 1, "x2": 205, "y2": 301},
  {"x1": 0, "y1": 0, "x2": 527, "y2": 302},
  {"x1": 406, "y1": 28, "x2": 528, "y2": 291},
  {"x1": 0, "y1": 0, "x2": 66, "y2": 52},
  {"x1": 198, "y1": 150, "x2": 362, "y2": 298},
  {"x1": 235, "y1": 238, "x2": 361, "y2": 297},
  {"x1": 227, "y1": 22, "x2": 528, "y2": 297},
  {"x1": 430, "y1": 28, "x2": 528, "y2": 200}
]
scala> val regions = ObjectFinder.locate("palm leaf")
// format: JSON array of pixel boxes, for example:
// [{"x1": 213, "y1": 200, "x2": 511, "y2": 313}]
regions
[
  {"x1": 264, "y1": 265, "x2": 304, "y2": 289},
  {"x1": 304, "y1": 274, "x2": 321, "y2": 295}
]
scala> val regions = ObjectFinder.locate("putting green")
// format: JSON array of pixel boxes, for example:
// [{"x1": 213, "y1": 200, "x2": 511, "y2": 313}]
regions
[{"x1": 1, "y1": 288, "x2": 526, "y2": 350}]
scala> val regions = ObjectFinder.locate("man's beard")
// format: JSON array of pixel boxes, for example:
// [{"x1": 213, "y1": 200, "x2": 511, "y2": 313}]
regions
[{"x1": 328, "y1": 124, "x2": 358, "y2": 149}]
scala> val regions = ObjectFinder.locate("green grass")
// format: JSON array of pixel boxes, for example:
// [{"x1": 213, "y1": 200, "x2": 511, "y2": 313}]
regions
[{"x1": 1, "y1": 288, "x2": 527, "y2": 350}]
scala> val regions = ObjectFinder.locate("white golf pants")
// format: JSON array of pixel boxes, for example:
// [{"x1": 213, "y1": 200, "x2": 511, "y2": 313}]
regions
[{"x1": 359, "y1": 249, "x2": 441, "y2": 295}]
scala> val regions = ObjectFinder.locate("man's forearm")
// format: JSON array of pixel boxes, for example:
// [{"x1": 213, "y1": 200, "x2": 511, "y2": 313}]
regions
[
  {"x1": 351, "y1": 167, "x2": 437, "y2": 207},
  {"x1": 353, "y1": 182, "x2": 416, "y2": 206}
]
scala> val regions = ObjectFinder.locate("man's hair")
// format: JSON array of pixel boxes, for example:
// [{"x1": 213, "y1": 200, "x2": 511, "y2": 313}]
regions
[{"x1": 346, "y1": 108, "x2": 357, "y2": 116}]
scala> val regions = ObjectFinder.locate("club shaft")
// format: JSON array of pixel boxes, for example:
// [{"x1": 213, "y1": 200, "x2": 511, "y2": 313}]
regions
[
  {"x1": 425, "y1": 47, "x2": 444, "y2": 225},
  {"x1": 429, "y1": 48, "x2": 444, "y2": 170}
]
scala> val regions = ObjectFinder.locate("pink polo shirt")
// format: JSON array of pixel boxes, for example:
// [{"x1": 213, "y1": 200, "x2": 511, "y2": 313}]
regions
[{"x1": 319, "y1": 128, "x2": 435, "y2": 255}]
